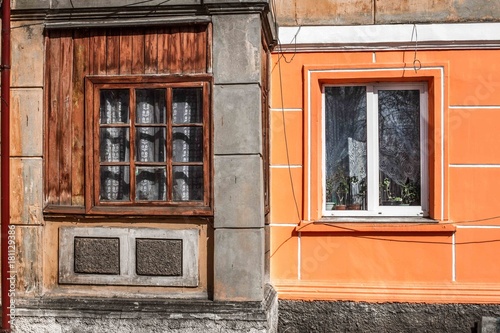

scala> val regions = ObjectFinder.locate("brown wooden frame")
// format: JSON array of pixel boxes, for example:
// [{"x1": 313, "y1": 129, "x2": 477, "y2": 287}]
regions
[{"x1": 85, "y1": 75, "x2": 212, "y2": 216}]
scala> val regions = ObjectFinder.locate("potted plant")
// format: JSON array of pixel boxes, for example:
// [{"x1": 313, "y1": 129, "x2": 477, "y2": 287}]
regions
[
  {"x1": 356, "y1": 177, "x2": 367, "y2": 210},
  {"x1": 401, "y1": 180, "x2": 418, "y2": 205},
  {"x1": 333, "y1": 168, "x2": 350, "y2": 210},
  {"x1": 380, "y1": 178, "x2": 402, "y2": 205},
  {"x1": 346, "y1": 175, "x2": 362, "y2": 210},
  {"x1": 325, "y1": 176, "x2": 335, "y2": 210}
]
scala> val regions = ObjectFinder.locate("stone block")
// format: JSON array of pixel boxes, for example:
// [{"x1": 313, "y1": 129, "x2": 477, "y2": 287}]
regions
[
  {"x1": 74, "y1": 237, "x2": 121, "y2": 275},
  {"x1": 11, "y1": 22, "x2": 44, "y2": 87},
  {"x1": 59, "y1": 227, "x2": 199, "y2": 286},
  {"x1": 12, "y1": 0, "x2": 50, "y2": 9},
  {"x1": 212, "y1": 14, "x2": 261, "y2": 84},
  {"x1": 14, "y1": 225, "x2": 43, "y2": 296},
  {"x1": 213, "y1": 84, "x2": 262, "y2": 155},
  {"x1": 10, "y1": 89, "x2": 43, "y2": 157},
  {"x1": 275, "y1": 0, "x2": 373, "y2": 26},
  {"x1": 49, "y1": 0, "x2": 200, "y2": 8},
  {"x1": 10, "y1": 158, "x2": 43, "y2": 225},
  {"x1": 214, "y1": 155, "x2": 264, "y2": 228},
  {"x1": 136, "y1": 239, "x2": 183, "y2": 276},
  {"x1": 480, "y1": 317, "x2": 500, "y2": 333},
  {"x1": 376, "y1": 0, "x2": 500, "y2": 24},
  {"x1": 213, "y1": 228, "x2": 264, "y2": 301},
  {"x1": 204, "y1": 0, "x2": 269, "y2": 3}
]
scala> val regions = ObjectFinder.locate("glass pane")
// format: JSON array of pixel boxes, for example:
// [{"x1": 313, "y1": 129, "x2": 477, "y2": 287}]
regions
[
  {"x1": 172, "y1": 166, "x2": 203, "y2": 201},
  {"x1": 136, "y1": 89, "x2": 166, "y2": 124},
  {"x1": 136, "y1": 167, "x2": 167, "y2": 201},
  {"x1": 135, "y1": 127, "x2": 166, "y2": 162},
  {"x1": 325, "y1": 86, "x2": 368, "y2": 211},
  {"x1": 172, "y1": 88, "x2": 203, "y2": 124},
  {"x1": 100, "y1": 90, "x2": 130, "y2": 124},
  {"x1": 100, "y1": 128, "x2": 130, "y2": 162},
  {"x1": 378, "y1": 90, "x2": 421, "y2": 206},
  {"x1": 172, "y1": 127, "x2": 203, "y2": 162},
  {"x1": 100, "y1": 166, "x2": 130, "y2": 201}
]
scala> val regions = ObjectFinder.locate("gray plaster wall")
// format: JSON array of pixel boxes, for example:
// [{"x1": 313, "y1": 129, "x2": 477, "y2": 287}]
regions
[{"x1": 278, "y1": 300, "x2": 500, "y2": 333}]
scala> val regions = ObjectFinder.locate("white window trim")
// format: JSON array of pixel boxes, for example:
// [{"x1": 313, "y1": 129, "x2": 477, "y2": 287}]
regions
[{"x1": 322, "y1": 82, "x2": 429, "y2": 217}]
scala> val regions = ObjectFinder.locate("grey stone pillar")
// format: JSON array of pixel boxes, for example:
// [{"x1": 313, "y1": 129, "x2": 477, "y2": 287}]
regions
[{"x1": 212, "y1": 13, "x2": 266, "y2": 301}]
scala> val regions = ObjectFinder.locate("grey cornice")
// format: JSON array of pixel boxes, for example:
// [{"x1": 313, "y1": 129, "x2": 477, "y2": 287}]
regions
[
  {"x1": 276, "y1": 41, "x2": 500, "y2": 53},
  {"x1": 12, "y1": 2, "x2": 275, "y2": 36}
]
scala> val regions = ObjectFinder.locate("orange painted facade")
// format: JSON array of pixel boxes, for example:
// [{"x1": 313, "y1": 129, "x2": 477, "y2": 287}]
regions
[{"x1": 269, "y1": 49, "x2": 500, "y2": 303}]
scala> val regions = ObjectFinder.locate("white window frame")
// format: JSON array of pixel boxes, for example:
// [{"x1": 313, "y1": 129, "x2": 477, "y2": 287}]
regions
[{"x1": 322, "y1": 82, "x2": 429, "y2": 217}]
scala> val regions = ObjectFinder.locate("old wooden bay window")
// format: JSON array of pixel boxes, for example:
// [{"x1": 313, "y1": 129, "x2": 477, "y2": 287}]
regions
[
  {"x1": 323, "y1": 83, "x2": 428, "y2": 217},
  {"x1": 86, "y1": 77, "x2": 211, "y2": 214}
]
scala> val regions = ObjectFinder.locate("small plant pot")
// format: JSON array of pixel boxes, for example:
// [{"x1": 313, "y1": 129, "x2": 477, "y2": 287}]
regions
[
  {"x1": 335, "y1": 205, "x2": 346, "y2": 210},
  {"x1": 326, "y1": 202, "x2": 335, "y2": 210},
  {"x1": 382, "y1": 201, "x2": 401, "y2": 206},
  {"x1": 347, "y1": 204, "x2": 362, "y2": 210}
]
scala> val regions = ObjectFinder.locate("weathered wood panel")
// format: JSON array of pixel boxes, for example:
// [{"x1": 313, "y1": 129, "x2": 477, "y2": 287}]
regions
[
  {"x1": 119, "y1": 31, "x2": 133, "y2": 75},
  {"x1": 144, "y1": 28, "x2": 158, "y2": 74},
  {"x1": 46, "y1": 30, "x2": 61, "y2": 205},
  {"x1": 106, "y1": 32, "x2": 120, "y2": 75},
  {"x1": 131, "y1": 32, "x2": 145, "y2": 74},
  {"x1": 71, "y1": 30, "x2": 89, "y2": 206},
  {"x1": 59, "y1": 33, "x2": 74, "y2": 205},
  {"x1": 45, "y1": 25, "x2": 210, "y2": 210}
]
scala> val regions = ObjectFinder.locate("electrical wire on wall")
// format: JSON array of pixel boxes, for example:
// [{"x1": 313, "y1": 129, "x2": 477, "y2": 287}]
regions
[{"x1": 271, "y1": 0, "x2": 302, "y2": 224}]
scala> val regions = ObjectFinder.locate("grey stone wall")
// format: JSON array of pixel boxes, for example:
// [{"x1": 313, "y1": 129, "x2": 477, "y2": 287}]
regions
[
  {"x1": 278, "y1": 300, "x2": 500, "y2": 333},
  {"x1": 212, "y1": 13, "x2": 267, "y2": 302},
  {"x1": 14, "y1": 286, "x2": 278, "y2": 333}
]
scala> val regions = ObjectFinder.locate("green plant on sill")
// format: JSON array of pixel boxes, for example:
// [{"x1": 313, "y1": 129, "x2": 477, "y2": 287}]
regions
[
  {"x1": 333, "y1": 168, "x2": 358, "y2": 206},
  {"x1": 401, "y1": 179, "x2": 418, "y2": 204},
  {"x1": 325, "y1": 176, "x2": 335, "y2": 203},
  {"x1": 381, "y1": 177, "x2": 402, "y2": 203}
]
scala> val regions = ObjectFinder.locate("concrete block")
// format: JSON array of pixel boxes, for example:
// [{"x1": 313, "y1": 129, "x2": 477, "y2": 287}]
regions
[
  {"x1": 274, "y1": 0, "x2": 373, "y2": 26},
  {"x1": 136, "y1": 239, "x2": 183, "y2": 276},
  {"x1": 11, "y1": 22, "x2": 44, "y2": 87},
  {"x1": 14, "y1": 225, "x2": 43, "y2": 296},
  {"x1": 480, "y1": 317, "x2": 500, "y2": 333},
  {"x1": 376, "y1": 0, "x2": 500, "y2": 24},
  {"x1": 10, "y1": 158, "x2": 43, "y2": 225},
  {"x1": 213, "y1": 84, "x2": 262, "y2": 155},
  {"x1": 12, "y1": 0, "x2": 50, "y2": 10},
  {"x1": 11, "y1": 89, "x2": 43, "y2": 157},
  {"x1": 50, "y1": 0, "x2": 200, "y2": 8},
  {"x1": 213, "y1": 228, "x2": 264, "y2": 301},
  {"x1": 204, "y1": 0, "x2": 269, "y2": 3},
  {"x1": 212, "y1": 14, "x2": 261, "y2": 84},
  {"x1": 214, "y1": 155, "x2": 264, "y2": 228},
  {"x1": 74, "y1": 237, "x2": 121, "y2": 275},
  {"x1": 59, "y1": 227, "x2": 199, "y2": 287}
]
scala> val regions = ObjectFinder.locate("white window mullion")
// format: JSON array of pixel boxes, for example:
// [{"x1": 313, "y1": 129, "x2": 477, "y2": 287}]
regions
[
  {"x1": 420, "y1": 85, "x2": 429, "y2": 216},
  {"x1": 366, "y1": 85, "x2": 378, "y2": 212}
]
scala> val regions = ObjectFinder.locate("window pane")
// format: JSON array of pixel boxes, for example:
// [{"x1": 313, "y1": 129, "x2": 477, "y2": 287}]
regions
[
  {"x1": 136, "y1": 89, "x2": 166, "y2": 124},
  {"x1": 172, "y1": 127, "x2": 203, "y2": 162},
  {"x1": 325, "y1": 86, "x2": 367, "y2": 210},
  {"x1": 100, "y1": 128, "x2": 130, "y2": 162},
  {"x1": 100, "y1": 166, "x2": 130, "y2": 201},
  {"x1": 100, "y1": 90, "x2": 130, "y2": 124},
  {"x1": 135, "y1": 127, "x2": 166, "y2": 162},
  {"x1": 378, "y1": 90, "x2": 421, "y2": 206},
  {"x1": 172, "y1": 166, "x2": 203, "y2": 201},
  {"x1": 136, "y1": 167, "x2": 167, "y2": 201},
  {"x1": 172, "y1": 88, "x2": 203, "y2": 124}
]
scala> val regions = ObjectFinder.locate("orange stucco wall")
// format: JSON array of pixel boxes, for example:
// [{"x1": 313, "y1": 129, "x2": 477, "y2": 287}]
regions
[{"x1": 269, "y1": 49, "x2": 500, "y2": 303}]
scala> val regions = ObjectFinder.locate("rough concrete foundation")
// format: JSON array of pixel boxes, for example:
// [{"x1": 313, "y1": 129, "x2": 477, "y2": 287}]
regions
[{"x1": 278, "y1": 300, "x2": 500, "y2": 333}]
